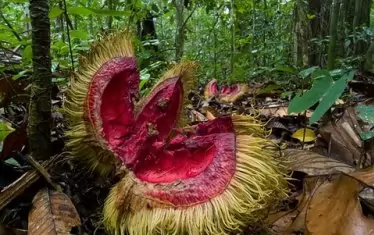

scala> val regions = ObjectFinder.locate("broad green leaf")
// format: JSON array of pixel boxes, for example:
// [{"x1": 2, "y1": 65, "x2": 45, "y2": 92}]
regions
[
  {"x1": 49, "y1": 7, "x2": 63, "y2": 19},
  {"x1": 67, "y1": 7, "x2": 92, "y2": 16},
  {"x1": 360, "y1": 131, "x2": 374, "y2": 141},
  {"x1": 9, "y1": 0, "x2": 28, "y2": 3},
  {"x1": 257, "y1": 84, "x2": 281, "y2": 95},
  {"x1": 299, "y1": 66, "x2": 319, "y2": 79},
  {"x1": 12, "y1": 70, "x2": 28, "y2": 80},
  {"x1": 86, "y1": 7, "x2": 131, "y2": 16},
  {"x1": 288, "y1": 74, "x2": 333, "y2": 113},
  {"x1": 311, "y1": 69, "x2": 330, "y2": 79},
  {"x1": 22, "y1": 45, "x2": 32, "y2": 63},
  {"x1": 329, "y1": 69, "x2": 344, "y2": 77},
  {"x1": 340, "y1": 69, "x2": 356, "y2": 82},
  {"x1": 0, "y1": 121, "x2": 14, "y2": 141},
  {"x1": 309, "y1": 77, "x2": 349, "y2": 123},
  {"x1": 356, "y1": 104, "x2": 374, "y2": 125},
  {"x1": 70, "y1": 30, "x2": 89, "y2": 39},
  {"x1": 4, "y1": 158, "x2": 21, "y2": 167}
]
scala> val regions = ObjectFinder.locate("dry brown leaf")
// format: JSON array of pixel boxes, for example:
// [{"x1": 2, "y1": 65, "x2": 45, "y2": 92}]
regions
[
  {"x1": 201, "y1": 106, "x2": 219, "y2": 120},
  {"x1": 269, "y1": 177, "x2": 324, "y2": 235},
  {"x1": 0, "y1": 155, "x2": 59, "y2": 212},
  {"x1": 190, "y1": 110, "x2": 208, "y2": 122},
  {"x1": 28, "y1": 188, "x2": 81, "y2": 235},
  {"x1": 258, "y1": 105, "x2": 313, "y2": 118},
  {"x1": 305, "y1": 172, "x2": 374, "y2": 235},
  {"x1": 285, "y1": 149, "x2": 355, "y2": 176},
  {"x1": 319, "y1": 107, "x2": 365, "y2": 166}
]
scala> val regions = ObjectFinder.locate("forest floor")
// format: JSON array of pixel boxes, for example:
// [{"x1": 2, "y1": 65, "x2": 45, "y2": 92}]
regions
[{"x1": 1, "y1": 71, "x2": 374, "y2": 234}]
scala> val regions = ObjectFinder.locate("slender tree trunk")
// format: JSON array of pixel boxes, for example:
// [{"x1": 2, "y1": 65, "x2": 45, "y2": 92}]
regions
[
  {"x1": 28, "y1": 0, "x2": 52, "y2": 160},
  {"x1": 173, "y1": 0, "x2": 185, "y2": 61},
  {"x1": 107, "y1": 0, "x2": 113, "y2": 29},
  {"x1": 230, "y1": 0, "x2": 235, "y2": 80},
  {"x1": 88, "y1": 0, "x2": 94, "y2": 34},
  {"x1": 352, "y1": 0, "x2": 362, "y2": 54},
  {"x1": 327, "y1": 0, "x2": 340, "y2": 69}
]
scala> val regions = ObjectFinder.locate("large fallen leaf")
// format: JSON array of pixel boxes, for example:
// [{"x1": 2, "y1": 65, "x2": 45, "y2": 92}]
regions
[
  {"x1": 285, "y1": 149, "x2": 354, "y2": 175},
  {"x1": 306, "y1": 171, "x2": 374, "y2": 235},
  {"x1": 319, "y1": 106, "x2": 365, "y2": 166},
  {"x1": 0, "y1": 155, "x2": 60, "y2": 211},
  {"x1": 269, "y1": 177, "x2": 325, "y2": 234},
  {"x1": 258, "y1": 105, "x2": 313, "y2": 118},
  {"x1": 28, "y1": 188, "x2": 81, "y2": 235}
]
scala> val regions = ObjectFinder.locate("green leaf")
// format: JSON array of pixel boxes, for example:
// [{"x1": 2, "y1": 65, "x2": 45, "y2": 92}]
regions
[
  {"x1": 49, "y1": 7, "x2": 63, "y2": 19},
  {"x1": 0, "y1": 121, "x2": 14, "y2": 141},
  {"x1": 22, "y1": 45, "x2": 32, "y2": 63},
  {"x1": 309, "y1": 77, "x2": 349, "y2": 123},
  {"x1": 329, "y1": 69, "x2": 344, "y2": 77},
  {"x1": 4, "y1": 158, "x2": 21, "y2": 167},
  {"x1": 340, "y1": 69, "x2": 356, "y2": 82},
  {"x1": 9, "y1": 0, "x2": 28, "y2": 3},
  {"x1": 356, "y1": 104, "x2": 374, "y2": 125},
  {"x1": 299, "y1": 66, "x2": 319, "y2": 79},
  {"x1": 360, "y1": 131, "x2": 374, "y2": 141},
  {"x1": 70, "y1": 30, "x2": 89, "y2": 39},
  {"x1": 67, "y1": 7, "x2": 93, "y2": 16},
  {"x1": 257, "y1": 84, "x2": 281, "y2": 95},
  {"x1": 86, "y1": 7, "x2": 130, "y2": 16},
  {"x1": 12, "y1": 70, "x2": 28, "y2": 80},
  {"x1": 288, "y1": 74, "x2": 333, "y2": 113},
  {"x1": 311, "y1": 69, "x2": 330, "y2": 79}
]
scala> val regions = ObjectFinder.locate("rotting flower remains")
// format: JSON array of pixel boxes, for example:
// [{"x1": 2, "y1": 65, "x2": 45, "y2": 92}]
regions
[{"x1": 63, "y1": 31, "x2": 289, "y2": 235}]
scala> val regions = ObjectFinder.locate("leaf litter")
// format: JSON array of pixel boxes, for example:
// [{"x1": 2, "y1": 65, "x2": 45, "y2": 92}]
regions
[{"x1": 1, "y1": 75, "x2": 374, "y2": 235}]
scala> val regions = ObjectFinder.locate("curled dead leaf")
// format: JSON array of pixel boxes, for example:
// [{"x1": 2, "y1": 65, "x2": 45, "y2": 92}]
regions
[
  {"x1": 285, "y1": 149, "x2": 354, "y2": 176},
  {"x1": 269, "y1": 177, "x2": 325, "y2": 235},
  {"x1": 28, "y1": 188, "x2": 81, "y2": 235},
  {"x1": 201, "y1": 106, "x2": 219, "y2": 120},
  {"x1": 306, "y1": 172, "x2": 374, "y2": 235}
]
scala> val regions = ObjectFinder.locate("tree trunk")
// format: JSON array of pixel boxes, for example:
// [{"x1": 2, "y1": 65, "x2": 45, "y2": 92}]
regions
[
  {"x1": 107, "y1": 0, "x2": 113, "y2": 29},
  {"x1": 28, "y1": 0, "x2": 52, "y2": 160},
  {"x1": 230, "y1": 0, "x2": 235, "y2": 78},
  {"x1": 327, "y1": 0, "x2": 340, "y2": 69},
  {"x1": 293, "y1": 0, "x2": 311, "y2": 67},
  {"x1": 137, "y1": 11, "x2": 160, "y2": 67},
  {"x1": 173, "y1": 0, "x2": 185, "y2": 61}
]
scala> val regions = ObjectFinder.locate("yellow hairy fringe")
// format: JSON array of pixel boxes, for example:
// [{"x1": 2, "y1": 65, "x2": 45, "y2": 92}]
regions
[
  {"x1": 63, "y1": 30, "x2": 135, "y2": 175},
  {"x1": 231, "y1": 114, "x2": 271, "y2": 138},
  {"x1": 136, "y1": 60, "x2": 199, "y2": 128},
  {"x1": 102, "y1": 135, "x2": 289, "y2": 235}
]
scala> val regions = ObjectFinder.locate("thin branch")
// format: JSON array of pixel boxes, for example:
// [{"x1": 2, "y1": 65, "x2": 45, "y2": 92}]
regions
[
  {"x1": 181, "y1": 4, "x2": 198, "y2": 30},
  {"x1": 0, "y1": 11, "x2": 22, "y2": 41},
  {"x1": 62, "y1": 0, "x2": 75, "y2": 70}
]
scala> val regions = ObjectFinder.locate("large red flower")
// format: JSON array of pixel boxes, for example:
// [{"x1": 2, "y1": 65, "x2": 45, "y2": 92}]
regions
[{"x1": 64, "y1": 31, "x2": 288, "y2": 235}]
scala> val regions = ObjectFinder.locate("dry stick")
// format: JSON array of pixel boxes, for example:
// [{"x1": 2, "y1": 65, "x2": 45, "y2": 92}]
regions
[
  {"x1": 24, "y1": 155, "x2": 62, "y2": 192},
  {"x1": 0, "y1": 154, "x2": 61, "y2": 211}
]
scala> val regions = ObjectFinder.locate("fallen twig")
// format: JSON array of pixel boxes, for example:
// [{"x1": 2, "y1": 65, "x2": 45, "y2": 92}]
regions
[{"x1": 0, "y1": 154, "x2": 62, "y2": 212}]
